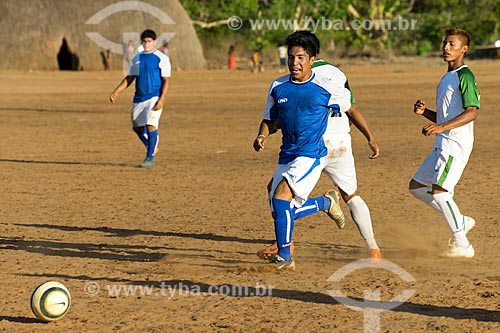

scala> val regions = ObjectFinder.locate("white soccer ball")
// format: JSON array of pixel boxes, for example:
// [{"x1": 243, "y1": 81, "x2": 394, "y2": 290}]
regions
[{"x1": 30, "y1": 281, "x2": 71, "y2": 322}]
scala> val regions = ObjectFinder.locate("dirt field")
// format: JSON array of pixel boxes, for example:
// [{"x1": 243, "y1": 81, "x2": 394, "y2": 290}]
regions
[{"x1": 1, "y1": 59, "x2": 499, "y2": 333}]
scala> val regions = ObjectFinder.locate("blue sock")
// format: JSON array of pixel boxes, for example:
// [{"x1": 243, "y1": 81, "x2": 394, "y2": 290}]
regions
[
  {"x1": 146, "y1": 130, "x2": 158, "y2": 159},
  {"x1": 292, "y1": 196, "x2": 330, "y2": 220},
  {"x1": 272, "y1": 198, "x2": 294, "y2": 261},
  {"x1": 136, "y1": 128, "x2": 148, "y2": 148}
]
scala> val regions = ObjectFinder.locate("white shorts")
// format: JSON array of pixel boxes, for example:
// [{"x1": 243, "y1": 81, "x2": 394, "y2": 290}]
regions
[
  {"x1": 269, "y1": 156, "x2": 325, "y2": 208},
  {"x1": 131, "y1": 96, "x2": 163, "y2": 128},
  {"x1": 323, "y1": 133, "x2": 357, "y2": 195},
  {"x1": 412, "y1": 147, "x2": 469, "y2": 194}
]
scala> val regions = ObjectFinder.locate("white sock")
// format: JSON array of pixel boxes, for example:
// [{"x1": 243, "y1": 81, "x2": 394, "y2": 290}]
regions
[
  {"x1": 347, "y1": 196, "x2": 378, "y2": 249},
  {"x1": 409, "y1": 187, "x2": 441, "y2": 212},
  {"x1": 433, "y1": 192, "x2": 469, "y2": 248}
]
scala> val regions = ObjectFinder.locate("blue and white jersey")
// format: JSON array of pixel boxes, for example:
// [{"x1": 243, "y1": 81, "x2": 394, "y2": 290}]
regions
[
  {"x1": 128, "y1": 50, "x2": 171, "y2": 103},
  {"x1": 263, "y1": 73, "x2": 351, "y2": 164}
]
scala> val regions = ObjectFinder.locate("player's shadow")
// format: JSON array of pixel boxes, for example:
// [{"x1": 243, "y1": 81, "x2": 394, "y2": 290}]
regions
[
  {"x1": 0, "y1": 158, "x2": 128, "y2": 167},
  {"x1": 0, "y1": 315, "x2": 41, "y2": 324},
  {"x1": 14, "y1": 222, "x2": 267, "y2": 245},
  {"x1": 17, "y1": 275, "x2": 500, "y2": 323},
  {"x1": 0, "y1": 107, "x2": 99, "y2": 113},
  {"x1": 0, "y1": 236, "x2": 166, "y2": 262}
]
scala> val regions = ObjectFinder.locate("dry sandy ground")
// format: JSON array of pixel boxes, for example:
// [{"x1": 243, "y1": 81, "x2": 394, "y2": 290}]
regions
[{"x1": 1, "y1": 59, "x2": 499, "y2": 333}]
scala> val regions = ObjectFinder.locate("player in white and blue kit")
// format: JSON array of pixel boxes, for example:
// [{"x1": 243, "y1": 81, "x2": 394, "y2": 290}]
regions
[
  {"x1": 110, "y1": 29, "x2": 171, "y2": 168},
  {"x1": 253, "y1": 31, "x2": 350, "y2": 270}
]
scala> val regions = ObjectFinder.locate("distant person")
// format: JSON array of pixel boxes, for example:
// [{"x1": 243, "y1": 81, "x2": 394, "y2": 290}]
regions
[
  {"x1": 251, "y1": 50, "x2": 259, "y2": 73},
  {"x1": 125, "y1": 40, "x2": 135, "y2": 66},
  {"x1": 228, "y1": 45, "x2": 236, "y2": 71},
  {"x1": 409, "y1": 28, "x2": 480, "y2": 258},
  {"x1": 109, "y1": 29, "x2": 171, "y2": 168},
  {"x1": 106, "y1": 49, "x2": 113, "y2": 70},
  {"x1": 100, "y1": 51, "x2": 109, "y2": 70},
  {"x1": 277, "y1": 44, "x2": 287, "y2": 73},
  {"x1": 159, "y1": 40, "x2": 169, "y2": 57}
]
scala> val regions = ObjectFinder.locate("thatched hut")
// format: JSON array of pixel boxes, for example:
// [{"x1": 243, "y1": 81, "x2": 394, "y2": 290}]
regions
[{"x1": 0, "y1": 0, "x2": 206, "y2": 71}]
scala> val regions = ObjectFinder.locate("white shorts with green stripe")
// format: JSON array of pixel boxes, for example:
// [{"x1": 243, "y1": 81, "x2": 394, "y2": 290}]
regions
[{"x1": 412, "y1": 147, "x2": 469, "y2": 194}]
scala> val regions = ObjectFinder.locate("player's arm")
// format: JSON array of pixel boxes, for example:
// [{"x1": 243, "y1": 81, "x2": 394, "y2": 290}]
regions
[
  {"x1": 422, "y1": 106, "x2": 478, "y2": 136},
  {"x1": 110, "y1": 75, "x2": 135, "y2": 103},
  {"x1": 253, "y1": 119, "x2": 279, "y2": 152},
  {"x1": 413, "y1": 100, "x2": 437, "y2": 123},
  {"x1": 345, "y1": 104, "x2": 380, "y2": 159},
  {"x1": 154, "y1": 77, "x2": 170, "y2": 111}
]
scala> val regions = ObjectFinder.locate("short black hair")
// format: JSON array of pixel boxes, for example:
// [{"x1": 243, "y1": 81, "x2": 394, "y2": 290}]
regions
[
  {"x1": 141, "y1": 29, "x2": 157, "y2": 41},
  {"x1": 284, "y1": 30, "x2": 320, "y2": 57},
  {"x1": 445, "y1": 27, "x2": 470, "y2": 47}
]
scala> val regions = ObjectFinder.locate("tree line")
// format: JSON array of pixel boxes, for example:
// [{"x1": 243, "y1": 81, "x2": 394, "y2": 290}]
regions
[{"x1": 179, "y1": 0, "x2": 500, "y2": 57}]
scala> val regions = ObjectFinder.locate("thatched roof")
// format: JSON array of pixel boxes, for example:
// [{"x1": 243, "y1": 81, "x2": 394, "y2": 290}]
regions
[{"x1": 0, "y1": 0, "x2": 206, "y2": 71}]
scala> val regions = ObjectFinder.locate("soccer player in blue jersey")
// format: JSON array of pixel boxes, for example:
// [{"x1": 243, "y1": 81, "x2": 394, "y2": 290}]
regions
[
  {"x1": 410, "y1": 28, "x2": 480, "y2": 258},
  {"x1": 253, "y1": 31, "x2": 350, "y2": 270},
  {"x1": 257, "y1": 49, "x2": 382, "y2": 262},
  {"x1": 110, "y1": 29, "x2": 171, "y2": 168}
]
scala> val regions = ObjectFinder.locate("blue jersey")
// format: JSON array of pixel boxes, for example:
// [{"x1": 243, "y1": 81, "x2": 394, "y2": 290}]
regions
[
  {"x1": 263, "y1": 73, "x2": 350, "y2": 164},
  {"x1": 128, "y1": 50, "x2": 171, "y2": 103}
]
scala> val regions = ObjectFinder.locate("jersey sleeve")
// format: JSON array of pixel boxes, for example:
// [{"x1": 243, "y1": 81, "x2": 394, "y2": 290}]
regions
[
  {"x1": 263, "y1": 76, "x2": 288, "y2": 120},
  {"x1": 457, "y1": 67, "x2": 480, "y2": 109},
  {"x1": 159, "y1": 53, "x2": 172, "y2": 78},
  {"x1": 326, "y1": 71, "x2": 352, "y2": 114}
]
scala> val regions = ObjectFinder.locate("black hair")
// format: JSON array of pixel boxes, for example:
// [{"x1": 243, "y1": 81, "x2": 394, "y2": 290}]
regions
[
  {"x1": 140, "y1": 29, "x2": 157, "y2": 41},
  {"x1": 445, "y1": 27, "x2": 470, "y2": 47},
  {"x1": 284, "y1": 30, "x2": 320, "y2": 57}
]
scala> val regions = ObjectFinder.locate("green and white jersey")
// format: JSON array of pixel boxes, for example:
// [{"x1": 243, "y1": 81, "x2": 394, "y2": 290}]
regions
[
  {"x1": 312, "y1": 60, "x2": 354, "y2": 135},
  {"x1": 435, "y1": 65, "x2": 480, "y2": 155}
]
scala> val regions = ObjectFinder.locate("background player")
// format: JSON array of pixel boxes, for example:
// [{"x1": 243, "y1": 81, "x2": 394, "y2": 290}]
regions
[
  {"x1": 110, "y1": 29, "x2": 171, "y2": 168},
  {"x1": 409, "y1": 28, "x2": 480, "y2": 258}
]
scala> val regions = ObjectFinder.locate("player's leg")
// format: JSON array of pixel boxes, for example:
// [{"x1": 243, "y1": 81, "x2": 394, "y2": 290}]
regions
[
  {"x1": 409, "y1": 149, "x2": 441, "y2": 211},
  {"x1": 269, "y1": 156, "x2": 325, "y2": 269},
  {"x1": 323, "y1": 134, "x2": 380, "y2": 258},
  {"x1": 431, "y1": 151, "x2": 474, "y2": 257},
  {"x1": 271, "y1": 178, "x2": 295, "y2": 265},
  {"x1": 145, "y1": 124, "x2": 159, "y2": 159},
  {"x1": 267, "y1": 177, "x2": 333, "y2": 221},
  {"x1": 134, "y1": 127, "x2": 149, "y2": 148},
  {"x1": 145, "y1": 97, "x2": 162, "y2": 159},
  {"x1": 131, "y1": 102, "x2": 148, "y2": 148}
]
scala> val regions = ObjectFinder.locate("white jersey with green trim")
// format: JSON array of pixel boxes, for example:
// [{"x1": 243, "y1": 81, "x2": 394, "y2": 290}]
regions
[
  {"x1": 434, "y1": 65, "x2": 480, "y2": 155},
  {"x1": 311, "y1": 60, "x2": 353, "y2": 135}
]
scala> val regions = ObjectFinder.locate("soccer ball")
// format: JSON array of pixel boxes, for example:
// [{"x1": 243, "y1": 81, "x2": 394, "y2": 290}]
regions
[{"x1": 30, "y1": 281, "x2": 71, "y2": 322}]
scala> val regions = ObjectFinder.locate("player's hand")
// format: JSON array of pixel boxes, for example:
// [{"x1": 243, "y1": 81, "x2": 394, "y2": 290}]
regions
[
  {"x1": 368, "y1": 141, "x2": 380, "y2": 159},
  {"x1": 422, "y1": 123, "x2": 445, "y2": 136},
  {"x1": 109, "y1": 93, "x2": 117, "y2": 104},
  {"x1": 414, "y1": 100, "x2": 425, "y2": 115},
  {"x1": 253, "y1": 136, "x2": 266, "y2": 152},
  {"x1": 153, "y1": 100, "x2": 164, "y2": 111}
]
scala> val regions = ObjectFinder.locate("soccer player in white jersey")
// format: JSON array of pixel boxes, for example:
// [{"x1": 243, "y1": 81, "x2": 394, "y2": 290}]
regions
[
  {"x1": 253, "y1": 31, "x2": 350, "y2": 270},
  {"x1": 110, "y1": 29, "x2": 171, "y2": 168},
  {"x1": 257, "y1": 47, "x2": 382, "y2": 261},
  {"x1": 409, "y1": 28, "x2": 480, "y2": 258}
]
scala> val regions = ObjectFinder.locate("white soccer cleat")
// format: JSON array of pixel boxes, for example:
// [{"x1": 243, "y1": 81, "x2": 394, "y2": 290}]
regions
[
  {"x1": 442, "y1": 244, "x2": 475, "y2": 258},
  {"x1": 448, "y1": 216, "x2": 476, "y2": 247}
]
